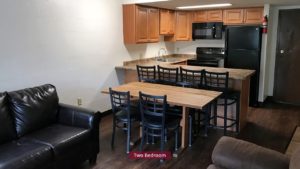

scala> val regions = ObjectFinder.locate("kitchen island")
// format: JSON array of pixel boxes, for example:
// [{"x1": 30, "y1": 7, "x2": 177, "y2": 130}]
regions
[{"x1": 116, "y1": 55, "x2": 255, "y2": 132}]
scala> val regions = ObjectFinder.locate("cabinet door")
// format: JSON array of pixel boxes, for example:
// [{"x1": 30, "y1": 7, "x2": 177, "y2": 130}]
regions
[
  {"x1": 136, "y1": 6, "x2": 148, "y2": 43},
  {"x1": 148, "y1": 8, "x2": 159, "y2": 42},
  {"x1": 168, "y1": 10, "x2": 175, "y2": 35},
  {"x1": 160, "y1": 9, "x2": 169, "y2": 35},
  {"x1": 223, "y1": 9, "x2": 244, "y2": 24},
  {"x1": 244, "y1": 8, "x2": 263, "y2": 24},
  {"x1": 207, "y1": 10, "x2": 223, "y2": 22},
  {"x1": 175, "y1": 11, "x2": 190, "y2": 41},
  {"x1": 194, "y1": 11, "x2": 207, "y2": 22}
]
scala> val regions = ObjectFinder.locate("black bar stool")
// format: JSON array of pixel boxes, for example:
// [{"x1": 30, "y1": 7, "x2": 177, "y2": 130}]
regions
[
  {"x1": 157, "y1": 65, "x2": 179, "y2": 86},
  {"x1": 136, "y1": 65, "x2": 158, "y2": 83},
  {"x1": 203, "y1": 70, "x2": 240, "y2": 135}
]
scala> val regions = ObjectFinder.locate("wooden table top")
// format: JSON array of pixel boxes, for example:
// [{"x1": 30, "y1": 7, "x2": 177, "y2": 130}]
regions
[{"x1": 101, "y1": 82, "x2": 222, "y2": 109}]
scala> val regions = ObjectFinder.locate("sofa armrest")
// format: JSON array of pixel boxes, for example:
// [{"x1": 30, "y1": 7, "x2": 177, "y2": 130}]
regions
[
  {"x1": 58, "y1": 103, "x2": 101, "y2": 129},
  {"x1": 212, "y1": 136, "x2": 289, "y2": 169}
]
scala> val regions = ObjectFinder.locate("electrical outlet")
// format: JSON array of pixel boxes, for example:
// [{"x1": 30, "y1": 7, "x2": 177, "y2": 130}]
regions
[
  {"x1": 77, "y1": 98, "x2": 82, "y2": 106},
  {"x1": 176, "y1": 48, "x2": 180, "y2": 53},
  {"x1": 139, "y1": 53, "x2": 143, "y2": 59}
]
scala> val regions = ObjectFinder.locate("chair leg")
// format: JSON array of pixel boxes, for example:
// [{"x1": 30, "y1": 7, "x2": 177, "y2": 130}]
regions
[
  {"x1": 175, "y1": 127, "x2": 179, "y2": 151},
  {"x1": 140, "y1": 127, "x2": 145, "y2": 151},
  {"x1": 224, "y1": 99, "x2": 228, "y2": 136},
  {"x1": 213, "y1": 100, "x2": 217, "y2": 126},
  {"x1": 146, "y1": 128, "x2": 149, "y2": 144},
  {"x1": 236, "y1": 96, "x2": 240, "y2": 133},
  {"x1": 189, "y1": 115, "x2": 192, "y2": 147},
  {"x1": 111, "y1": 119, "x2": 116, "y2": 150},
  {"x1": 152, "y1": 129, "x2": 155, "y2": 144},
  {"x1": 160, "y1": 129, "x2": 165, "y2": 163},
  {"x1": 126, "y1": 122, "x2": 131, "y2": 154},
  {"x1": 204, "y1": 106, "x2": 209, "y2": 137},
  {"x1": 164, "y1": 128, "x2": 168, "y2": 143}
]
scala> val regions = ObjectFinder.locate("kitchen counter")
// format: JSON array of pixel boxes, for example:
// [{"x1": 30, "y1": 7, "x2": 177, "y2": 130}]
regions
[
  {"x1": 116, "y1": 54, "x2": 255, "y2": 80},
  {"x1": 116, "y1": 54, "x2": 255, "y2": 131}
]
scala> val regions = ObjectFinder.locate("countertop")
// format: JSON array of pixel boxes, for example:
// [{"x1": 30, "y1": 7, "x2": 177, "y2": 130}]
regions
[{"x1": 116, "y1": 54, "x2": 255, "y2": 80}]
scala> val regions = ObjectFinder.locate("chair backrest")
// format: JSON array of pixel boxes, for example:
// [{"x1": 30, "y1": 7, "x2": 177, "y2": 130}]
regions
[
  {"x1": 136, "y1": 65, "x2": 157, "y2": 83},
  {"x1": 180, "y1": 67, "x2": 204, "y2": 88},
  {"x1": 109, "y1": 88, "x2": 130, "y2": 119},
  {"x1": 157, "y1": 65, "x2": 179, "y2": 85},
  {"x1": 203, "y1": 70, "x2": 229, "y2": 93},
  {"x1": 139, "y1": 91, "x2": 167, "y2": 129}
]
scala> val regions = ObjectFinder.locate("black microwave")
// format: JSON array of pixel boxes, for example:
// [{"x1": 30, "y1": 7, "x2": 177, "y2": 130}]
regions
[{"x1": 192, "y1": 22, "x2": 223, "y2": 40}]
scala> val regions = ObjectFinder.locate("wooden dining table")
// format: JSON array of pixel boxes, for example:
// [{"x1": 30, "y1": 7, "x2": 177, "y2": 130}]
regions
[{"x1": 101, "y1": 82, "x2": 222, "y2": 149}]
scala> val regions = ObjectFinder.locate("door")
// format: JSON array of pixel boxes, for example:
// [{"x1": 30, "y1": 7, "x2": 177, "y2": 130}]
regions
[
  {"x1": 135, "y1": 6, "x2": 148, "y2": 43},
  {"x1": 274, "y1": 9, "x2": 300, "y2": 104},
  {"x1": 176, "y1": 11, "x2": 190, "y2": 40},
  {"x1": 147, "y1": 8, "x2": 159, "y2": 42}
]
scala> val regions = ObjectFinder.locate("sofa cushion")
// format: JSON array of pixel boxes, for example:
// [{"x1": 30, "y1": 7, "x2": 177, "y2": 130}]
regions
[
  {"x1": 24, "y1": 124, "x2": 91, "y2": 157},
  {"x1": 0, "y1": 92, "x2": 17, "y2": 144},
  {"x1": 290, "y1": 148, "x2": 300, "y2": 169},
  {"x1": 8, "y1": 84, "x2": 59, "y2": 137},
  {"x1": 212, "y1": 136, "x2": 290, "y2": 169},
  {"x1": 0, "y1": 139, "x2": 53, "y2": 169}
]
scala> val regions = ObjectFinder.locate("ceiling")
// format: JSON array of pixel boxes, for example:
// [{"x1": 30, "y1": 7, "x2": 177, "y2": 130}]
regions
[{"x1": 123, "y1": 0, "x2": 300, "y2": 10}]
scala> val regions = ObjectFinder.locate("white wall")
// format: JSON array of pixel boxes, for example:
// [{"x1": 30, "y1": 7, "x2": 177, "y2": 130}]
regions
[
  {"x1": 0, "y1": 0, "x2": 172, "y2": 112},
  {"x1": 265, "y1": 5, "x2": 300, "y2": 96}
]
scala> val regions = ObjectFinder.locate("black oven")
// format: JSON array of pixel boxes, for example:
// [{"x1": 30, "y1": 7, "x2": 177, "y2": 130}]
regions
[{"x1": 192, "y1": 22, "x2": 223, "y2": 40}]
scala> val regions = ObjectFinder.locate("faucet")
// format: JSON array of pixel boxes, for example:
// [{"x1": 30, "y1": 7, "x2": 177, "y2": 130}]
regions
[{"x1": 157, "y1": 48, "x2": 167, "y2": 58}]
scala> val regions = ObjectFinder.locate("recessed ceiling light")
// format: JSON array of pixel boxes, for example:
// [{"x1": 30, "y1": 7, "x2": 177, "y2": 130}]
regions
[
  {"x1": 177, "y1": 3, "x2": 232, "y2": 9},
  {"x1": 134, "y1": 0, "x2": 169, "y2": 4}
]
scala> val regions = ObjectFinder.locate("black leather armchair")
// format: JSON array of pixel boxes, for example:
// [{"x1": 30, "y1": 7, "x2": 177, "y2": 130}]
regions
[{"x1": 0, "y1": 84, "x2": 101, "y2": 169}]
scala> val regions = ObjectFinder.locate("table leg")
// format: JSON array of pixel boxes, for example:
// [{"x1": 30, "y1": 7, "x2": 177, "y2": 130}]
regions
[{"x1": 180, "y1": 106, "x2": 188, "y2": 148}]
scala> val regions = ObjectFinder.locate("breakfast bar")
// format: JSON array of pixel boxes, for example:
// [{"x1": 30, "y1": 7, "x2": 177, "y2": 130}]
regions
[{"x1": 116, "y1": 55, "x2": 255, "y2": 132}]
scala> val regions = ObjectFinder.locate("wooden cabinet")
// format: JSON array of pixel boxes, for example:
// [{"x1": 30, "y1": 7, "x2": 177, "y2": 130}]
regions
[
  {"x1": 223, "y1": 8, "x2": 263, "y2": 25},
  {"x1": 207, "y1": 10, "x2": 223, "y2": 22},
  {"x1": 123, "y1": 4, "x2": 159, "y2": 44},
  {"x1": 160, "y1": 9, "x2": 175, "y2": 35},
  {"x1": 223, "y1": 9, "x2": 244, "y2": 24},
  {"x1": 174, "y1": 11, "x2": 191, "y2": 41},
  {"x1": 244, "y1": 8, "x2": 263, "y2": 24},
  {"x1": 194, "y1": 11, "x2": 207, "y2": 22},
  {"x1": 193, "y1": 10, "x2": 222, "y2": 22}
]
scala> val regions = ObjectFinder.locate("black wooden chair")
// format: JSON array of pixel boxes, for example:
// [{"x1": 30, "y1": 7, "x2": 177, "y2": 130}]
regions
[
  {"x1": 177, "y1": 67, "x2": 204, "y2": 88},
  {"x1": 157, "y1": 65, "x2": 179, "y2": 86},
  {"x1": 109, "y1": 88, "x2": 139, "y2": 154},
  {"x1": 136, "y1": 65, "x2": 157, "y2": 83},
  {"x1": 177, "y1": 67, "x2": 206, "y2": 145},
  {"x1": 139, "y1": 92, "x2": 180, "y2": 161},
  {"x1": 203, "y1": 70, "x2": 240, "y2": 135}
]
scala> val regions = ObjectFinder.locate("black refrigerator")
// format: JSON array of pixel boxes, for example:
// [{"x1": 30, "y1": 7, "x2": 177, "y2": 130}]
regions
[{"x1": 225, "y1": 26, "x2": 262, "y2": 107}]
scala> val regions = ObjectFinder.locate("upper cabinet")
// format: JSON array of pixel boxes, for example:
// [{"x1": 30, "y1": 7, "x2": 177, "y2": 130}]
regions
[
  {"x1": 160, "y1": 9, "x2": 175, "y2": 35},
  {"x1": 123, "y1": 4, "x2": 159, "y2": 44},
  {"x1": 223, "y1": 8, "x2": 263, "y2": 25},
  {"x1": 244, "y1": 8, "x2": 264, "y2": 24},
  {"x1": 223, "y1": 9, "x2": 244, "y2": 24},
  {"x1": 193, "y1": 10, "x2": 223, "y2": 22},
  {"x1": 175, "y1": 11, "x2": 191, "y2": 41}
]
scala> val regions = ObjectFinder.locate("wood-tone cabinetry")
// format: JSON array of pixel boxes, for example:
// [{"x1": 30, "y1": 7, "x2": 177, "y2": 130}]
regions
[
  {"x1": 223, "y1": 8, "x2": 263, "y2": 25},
  {"x1": 123, "y1": 4, "x2": 159, "y2": 44},
  {"x1": 244, "y1": 8, "x2": 264, "y2": 24},
  {"x1": 160, "y1": 9, "x2": 175, "y2": 35},
  {"x1": 175, "y1": 11, "x2": 191, "y2": 41},
  {"x1": 193, "y1": 10, "x2": 223, "y2": 22}
]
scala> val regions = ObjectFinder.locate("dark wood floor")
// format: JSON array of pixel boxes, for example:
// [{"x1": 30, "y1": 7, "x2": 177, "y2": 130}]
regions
[{"x1": 88, "y1": 101, "x2": 300, "y2": 169}]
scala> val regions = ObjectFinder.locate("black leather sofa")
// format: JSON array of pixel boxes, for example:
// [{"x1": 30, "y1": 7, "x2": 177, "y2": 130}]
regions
[{"x1": 0, "y1": 84, "x2": 101, "y2": 169}]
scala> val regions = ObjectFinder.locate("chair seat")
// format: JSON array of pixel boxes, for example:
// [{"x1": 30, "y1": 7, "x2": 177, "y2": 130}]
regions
[
  {"x1": 23, "y1": 124, "x2": 90, "y2": 157},
  {"x1": 115, "y1": 107, "x2": 139, "y2": 122},
  {"x1": 0, "y1": 139, "x2": 52, "y2": 169},
  {"x1": 143, "y1": 114, "x2": 181, "y2": 129}
]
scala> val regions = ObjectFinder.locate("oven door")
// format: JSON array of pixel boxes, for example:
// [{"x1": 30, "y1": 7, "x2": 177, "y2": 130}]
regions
[
  {"x1": 187, "y1": 59, "x2": 219, "y2": 67},
  {"x1": 192, "y1": 23, "x2": 215, "y2": 39}
]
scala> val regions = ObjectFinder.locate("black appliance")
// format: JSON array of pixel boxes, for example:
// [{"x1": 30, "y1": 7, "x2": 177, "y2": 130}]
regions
[
  {"x1": 225, "y1": 26, "x2": 262, "y2": 106},
  {"x1": 192, "y1": 22, "x2": 223, "y2": 40},
  {"x1": 187, "y1": 47, "x2": 225, "y2": 67}
]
